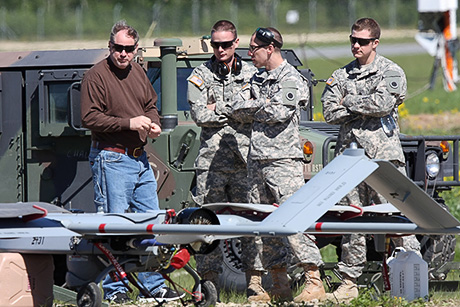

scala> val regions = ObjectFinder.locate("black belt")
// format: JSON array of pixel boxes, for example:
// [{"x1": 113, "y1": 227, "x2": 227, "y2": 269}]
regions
[{"x1": 92, "y1": 141, "x2": 144, "y2": 158}]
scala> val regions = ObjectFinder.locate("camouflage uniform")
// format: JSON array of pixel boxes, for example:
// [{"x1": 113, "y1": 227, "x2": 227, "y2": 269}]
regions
[
  {"x1": 230, "y1": 60, "x2": 324, "y2": 270},
  {"x1": 187, "y1": 60, "x2": 260, "y2": 275},
  {"x1": 321, "y1": 54, "x2": 420, "y2": 279}
]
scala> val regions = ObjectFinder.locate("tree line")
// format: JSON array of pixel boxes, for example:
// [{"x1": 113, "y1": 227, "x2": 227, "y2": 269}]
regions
[{"x1": 1, "y1": 0, "x2": 421, "y2": 41}]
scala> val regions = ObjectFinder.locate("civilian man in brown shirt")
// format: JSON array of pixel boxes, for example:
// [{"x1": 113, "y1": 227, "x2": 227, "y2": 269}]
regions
[{"x1": 81, "y1": 20, "x2": 183, "y2": 304}]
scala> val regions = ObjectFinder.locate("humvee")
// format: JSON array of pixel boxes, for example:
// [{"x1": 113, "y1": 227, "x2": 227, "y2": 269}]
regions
[{"x1": 0, "y1": 37, "x2": 459, "y2": 291}]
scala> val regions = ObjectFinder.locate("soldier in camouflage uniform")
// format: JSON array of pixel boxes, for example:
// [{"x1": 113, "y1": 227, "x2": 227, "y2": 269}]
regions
[
  {"x1": 228, "y1": 27, "x2": 326, "y2": 304},
  {"x1": 321, "y1": 18, "x2": 421, "y2": 303},
  {"x1": 187, "y1": 20, "x2": 259, "y2": 295}
]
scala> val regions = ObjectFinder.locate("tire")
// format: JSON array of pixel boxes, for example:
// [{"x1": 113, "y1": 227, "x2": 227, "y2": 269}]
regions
[
  {"x1": 419, "y1": 196, "x2": 457, "y2": 280},
  {"x1": 218, "y1": 238, "x2": 302, "y2": 293},
  {"x1": 219, "y1": 239, "x2": 246, "y2": 292},
  {"x1": 76, "y1": 282, "x2": 102, "y2": 307},
  {"x1": 195, "y1": 280, "x2": 217, "y2": 307},
  {"x1": 419, "y1": 234, "x2": 456, "y2": 280}
]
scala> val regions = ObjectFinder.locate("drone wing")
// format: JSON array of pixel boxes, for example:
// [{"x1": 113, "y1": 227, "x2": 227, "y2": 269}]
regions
[
  {"x1": 365, "y1": 160, "x2": 460, "y2": 229},
  {"x1": 7, "y1": 147, "x2": 458, "y2": 247},
  {"x1": 60, "y1": 147, "x2": 379, "y2": 242},
  {"x1": 259, "y1": 147, "x2": 378, "y2": 233}
]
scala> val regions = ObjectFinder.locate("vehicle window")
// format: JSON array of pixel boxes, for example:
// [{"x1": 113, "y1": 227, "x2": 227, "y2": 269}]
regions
[
  {"x1": 35, "y1": 68, "x2": 87, "y2": 137},
  {"x1": 177, "y1": 68, "x2": 193, "y2": 111},
  {"x1": 147, "y1": 67, "x2": 193, "y2": 113},
  {"x1": 48, "y1": 82, "x2": 71, "y2": 123}
]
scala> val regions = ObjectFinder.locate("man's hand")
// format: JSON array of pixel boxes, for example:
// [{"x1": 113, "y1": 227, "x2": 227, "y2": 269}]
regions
[
  {"x1": 130, "y1": 115, "x2": 152, "y2": 132},
  {"x1": 148, "y1": 122, "x2": 162, "y2": 139},
  {"x1": 130, "y1": 116, "x2": 161, "y2": 141}
]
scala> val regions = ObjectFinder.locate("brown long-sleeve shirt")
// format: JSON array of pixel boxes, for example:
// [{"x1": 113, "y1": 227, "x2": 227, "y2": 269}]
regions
[{"x1": 81, "y1": 57, "x2": 160, "y2": 148}]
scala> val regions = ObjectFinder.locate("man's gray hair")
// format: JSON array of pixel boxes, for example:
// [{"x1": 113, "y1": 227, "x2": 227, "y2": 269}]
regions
[{"x1": 110, "y1": 20, "x2": 139, "y2": 44}]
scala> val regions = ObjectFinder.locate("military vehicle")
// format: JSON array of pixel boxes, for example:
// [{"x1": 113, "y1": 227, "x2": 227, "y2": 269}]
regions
[{"x1": 0, "y1": 37, "x2": 459, "y2": 291}]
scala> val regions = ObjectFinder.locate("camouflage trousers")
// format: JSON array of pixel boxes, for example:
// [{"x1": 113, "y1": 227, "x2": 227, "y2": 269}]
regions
[
  {"x1": 242, "y1": 158, "x2": 324, "y2": 270},
  {"x1": 195, "y1": 158, "x2": 256, "y2": 275},
  {"x1": 194, "y1": 157, "x2": 248, "y2": 205},
  {"x1": 337, "y1": 161, "x2": 421, "y2": 279}
]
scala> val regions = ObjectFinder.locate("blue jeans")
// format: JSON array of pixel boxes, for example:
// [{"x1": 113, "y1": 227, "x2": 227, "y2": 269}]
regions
[{"x1": 89, "y1": 147, "x2": 165, "y2": 298}]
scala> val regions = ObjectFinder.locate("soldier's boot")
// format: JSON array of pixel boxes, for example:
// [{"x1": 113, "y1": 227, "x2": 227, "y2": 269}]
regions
[
  {"x1": 246, "y1": 270, "x2": 270, "y2": 303},
  {"x1": 202, "y1": 270, "x2": 220, "y2": 295},
  {"x1": 325, "y1": 274, "x2": 359, "y2": 303},
  {"x1": 269, "y1": 268, "x2": 293, "y2": 302},
  {"x1": 294, "y1": 264, "x2": 326, "y2": 303}
]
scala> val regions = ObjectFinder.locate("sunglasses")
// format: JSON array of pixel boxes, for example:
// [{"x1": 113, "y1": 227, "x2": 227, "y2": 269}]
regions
[
  {"x1": 111, "y1": 43, "x2": 137, "y2": 53},
  {"x1": 349, "y1": 35, "x2": 377, "y2": 46},
  {"x1": 249, "y1": 44, "x2": 268, "y2": 53},
  {"x1": 210, "y1": 39, "x2": 236, "y2": 49}
]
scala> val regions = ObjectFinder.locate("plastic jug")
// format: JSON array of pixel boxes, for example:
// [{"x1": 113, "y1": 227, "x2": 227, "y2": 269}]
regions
[{"x1": 388, "y1": 248, "x2": 429, "y2": 301}]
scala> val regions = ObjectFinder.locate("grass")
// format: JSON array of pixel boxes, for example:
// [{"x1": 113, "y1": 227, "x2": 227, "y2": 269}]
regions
[
  {"x1": 54, "y1": 241, "x2": 460, "y2": 306},
  {"x1": 146, "y1": 242, "x2": 460, "y2": 306},
  {"x1": 165, "y1": 250, "x2": 460, "y2": 306}
]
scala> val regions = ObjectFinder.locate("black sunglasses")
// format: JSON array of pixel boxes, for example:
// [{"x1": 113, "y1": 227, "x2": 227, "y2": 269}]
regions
[
  {"x1": 349, "y1": 35, "x2": 377, "y2": 46},
  {"x1": 249, "y1": 44, "x2": 268, "y2": 53},
  {"x1": 210, "y1": 38, "x2": 236, "y2": 49},
  {"x1": 255, "y1": 27, "x2": 282, "y2": 48},
  {"x1": 111, "y1": 43, "x2": 137, "y2": 53}
]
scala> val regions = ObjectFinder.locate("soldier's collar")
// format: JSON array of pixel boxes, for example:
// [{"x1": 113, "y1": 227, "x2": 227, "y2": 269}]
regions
[
  {"x1": 352, "y1": 54, "x2": 381, "y2": 75},
  {"x1": 266, "y1": 60, "x2": 288, "y2": 79}
]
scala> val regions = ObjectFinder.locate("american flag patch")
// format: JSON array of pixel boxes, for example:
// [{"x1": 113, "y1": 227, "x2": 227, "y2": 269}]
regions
[
  {"x1": 326, "y1": 77, "x2": 334, "y2": 85},
  {"x1": 189, "y1": 75, "x2": 204, "y2": 87}
]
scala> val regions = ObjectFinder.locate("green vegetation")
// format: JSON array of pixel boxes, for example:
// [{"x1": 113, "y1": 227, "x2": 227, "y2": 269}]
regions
[{"x1": 1, "y1": 0, "x2": 419, "y2": 41}]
